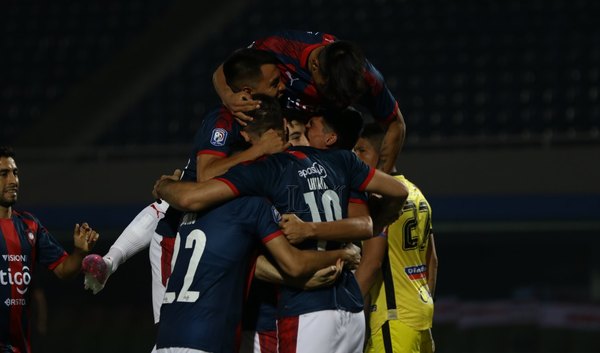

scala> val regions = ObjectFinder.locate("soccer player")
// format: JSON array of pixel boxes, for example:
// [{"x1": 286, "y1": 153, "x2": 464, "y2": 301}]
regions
[
  {"x1": 0, "y1": 146, "x2": 99, "y2": 353},
  {"x1": 353, "y1": 124, "x2": 438, "y2": 353},
  {"x1": 153, "y1": 106, "x2": 409, "y2": 353},
  {"x1": 212, "y1": 30, "x2": 406, "y2": 173},
  {"x1": 82, "y1": 48, "x2": 288, "y2": 326},
  {"x1": 155, "y1": 196, "x2": 360, "y2": 353}
]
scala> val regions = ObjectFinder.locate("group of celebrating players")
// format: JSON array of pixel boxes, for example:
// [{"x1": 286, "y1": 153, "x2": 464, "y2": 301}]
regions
[{"x1": 0, "y1": 30, "x2": 438, "y2": 353}]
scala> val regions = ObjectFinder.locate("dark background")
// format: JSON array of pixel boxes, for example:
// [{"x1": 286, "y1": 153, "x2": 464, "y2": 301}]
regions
[{"x1": 2, "y1": 0, "x2": 600, "y2": 352}]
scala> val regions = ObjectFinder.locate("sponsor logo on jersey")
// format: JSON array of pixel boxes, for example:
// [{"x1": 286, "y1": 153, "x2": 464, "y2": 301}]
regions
[
  {"x1": 4, "y1": 298, "x2": 27, "y2": 307},
  {"x1": 298, "y1": 162, "x2": 327, "y2": 179},
  {"x1": 2, "y1": 254, "x2": 28, "y2": 262},
  {"x1": 1, "y1": 266, "x2": 31, "y2": 295},
  {"x1": 210, "y1": 128, "x2": 228, "y2": 147},
  {"x1": 404, "y1": 265, "x2": 427, "y2": 280},
  {"x1": 271, "y1": 206, "x2": 282, "y2": 223}
]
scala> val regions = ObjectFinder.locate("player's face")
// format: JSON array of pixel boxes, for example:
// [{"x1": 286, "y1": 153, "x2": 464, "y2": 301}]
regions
[
  {"x1": 353, "y1": 137, "x2": 379, "y2": 168},
  {"x1": 253, "y1": 64, "x2": 285, "y2": 98},
  {"x1": 305, "y1": 116, "x2": 334, "y2": 149},
  {"x1": 0, "y1": 157, "x2": 19, "y2": 208},
  {"x1": 287, "y1": 120, "x2": 309, "y2": 146}
]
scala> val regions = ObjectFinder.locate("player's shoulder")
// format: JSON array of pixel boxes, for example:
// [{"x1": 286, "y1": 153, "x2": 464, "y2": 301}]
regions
[{"x1": 12, "y1": 210, "x2": 38, "y2": 222}]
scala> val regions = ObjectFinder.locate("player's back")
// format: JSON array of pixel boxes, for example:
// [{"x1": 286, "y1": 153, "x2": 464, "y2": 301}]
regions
[
  {"x1": 155, "y1": 197, "x2": 281, "y2": 353},
  {"x1": 219, "y1": 146, "x2": 375, "y2": 317}
]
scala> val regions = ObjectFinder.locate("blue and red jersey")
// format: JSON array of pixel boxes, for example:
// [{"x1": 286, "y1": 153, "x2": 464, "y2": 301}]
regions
[
  {"x1": 155, "y1": 106, "x2": 244, "y2": 239},
  {"x1": 218, "y1": 146, "x2": 375, "y2": 317},
  {"x1": 0, "y1": 211, "x2": 67, "y2": 353},
  {"x1": 155, "y1": 197, "x2": 282, "y2": 353},
  {"x1": 251, "y1": 30, "x2": 400, "y2": 124}
]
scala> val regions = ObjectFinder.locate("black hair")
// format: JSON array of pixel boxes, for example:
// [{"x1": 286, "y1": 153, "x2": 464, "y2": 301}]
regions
[
  {"x1": 223, "y1": 48, "x2": 279, "y2": 92},
  {"x1": 360, "y1": 123, "x2": 385, "y2": 152},
  {"x1": 318, "y1": 40, "x2": 367, "y2": 107},
  {"x1": 0, "y1": 146, "x2": 15, "y2": 159},
  {"x1": 244, "y1": 94, "x2": 284, "y2": 136},
  {"x1": 321, "y1": 107, "x2": 364, "y2": 150}
]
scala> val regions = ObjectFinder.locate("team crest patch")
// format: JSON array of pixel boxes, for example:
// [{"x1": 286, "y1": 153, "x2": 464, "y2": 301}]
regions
[
  {"x1": 210, "y1": 128, "x2": 228, "y2": 146},
  {"x1": 271, "y1": 206, "x2": 282, "y2": 223}
]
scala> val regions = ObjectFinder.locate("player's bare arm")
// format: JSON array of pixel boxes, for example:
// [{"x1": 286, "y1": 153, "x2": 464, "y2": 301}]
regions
[
  {"x1": 377, "y1": 111, "x2": 406, "y2": 173},
  {"x1": 279, "y1": 203, "x2": 372, "y2": 245},
  {"x1": 154, "y1": 175, "x2": 235, "y2": 212},
  {"x1": 354, "y1": 233, "x2": 388, "y2": 297},
  {"x1": 426, "y1": 233, "x2": 438, "y2": 297},
  {"x1": 364, "y1": 169, "x2": 408, "y2": 213},
  {"x1": 264, "y1": 235, "x2": 360, "y2": 278},
  {"x1": 254, "y1": 255, "x2": 343, "y2": 290},
  {"x1": 53, "y1": 222, "x2": 99, "y2": 280}
]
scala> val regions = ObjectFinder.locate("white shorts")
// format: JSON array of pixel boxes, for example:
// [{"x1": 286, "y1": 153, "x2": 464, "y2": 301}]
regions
[{"x1": 277, "y1": 310, "x2": 365, "y2": 353}]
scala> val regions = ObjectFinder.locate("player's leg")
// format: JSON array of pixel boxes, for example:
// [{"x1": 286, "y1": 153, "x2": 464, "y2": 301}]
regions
[
  {"x1": 83, "y1": 201, "x2": 169, "y2": 294},
  {"x1": 278, "y1": 310, "x2": 364, "y2": 353}
]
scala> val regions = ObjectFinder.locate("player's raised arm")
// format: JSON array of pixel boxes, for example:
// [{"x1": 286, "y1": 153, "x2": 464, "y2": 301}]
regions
[
  {"x1": 53, "y1": 222, "x2": 99, "y2": 280},
  {"x1": 377, "y1": 111, "x2": 406, "y2": 173},
  {"x1": 153, "y1": 176, "x2": 236, "y2": 212}
]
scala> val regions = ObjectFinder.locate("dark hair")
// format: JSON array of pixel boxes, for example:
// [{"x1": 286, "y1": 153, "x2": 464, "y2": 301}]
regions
[
  {"x1": 223, "y1": 48, "x2": 279, "y2": 92},
  {"x1": 321, "y1": 107, "x2": 364, "y2": 150},
  {"x1": 318, "y1": 41, "x2": 367, "y2": 106},
  {"x1": 0, "y1": 146, "x2": 15, "y2": 159},
  {"x1": 360, "y1": 123, "x2": 385, "y2": 152},
  {"x1": 244, "y1": 94, "x2": 284, "y2": 136}
]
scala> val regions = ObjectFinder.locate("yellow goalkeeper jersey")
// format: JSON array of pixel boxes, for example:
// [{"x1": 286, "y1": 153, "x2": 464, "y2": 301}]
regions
[{"x1": 368, "y1": 175, "x2": 434, "y2": 331}]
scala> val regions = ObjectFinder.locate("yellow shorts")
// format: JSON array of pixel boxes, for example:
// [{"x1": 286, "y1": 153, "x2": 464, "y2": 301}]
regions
[{"x1": 365, "y1": 320, "x2": 434, "y2": 353}]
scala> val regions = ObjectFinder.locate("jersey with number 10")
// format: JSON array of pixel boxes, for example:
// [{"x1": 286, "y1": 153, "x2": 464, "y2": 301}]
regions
[{"x1": 218, "y1": 146, "x2": 375, "y2": 317}]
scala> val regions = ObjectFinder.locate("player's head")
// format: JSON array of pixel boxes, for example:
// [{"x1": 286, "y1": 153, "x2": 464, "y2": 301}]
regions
[
  {"x1": 223, "y1": 48, "x2": 285, "y2": 98},
  {"x1": 310, "y1": 40, "x2": 367, "y2": 107},
  {"x1": 241, "y1": 94, "x2": 285, "y2": 142},
  {"x1": 305, "y1": 107, "x2": 363, "y2": 150},
  {"x1": 353, "y1": 123, "x2": 384, "y2": 168},
  {"x1": 281, "y1": 105, "x2": 310, "y2": 146},
  {"x1": 0, "y1": 146, "x2": 19, "y2": 209}
]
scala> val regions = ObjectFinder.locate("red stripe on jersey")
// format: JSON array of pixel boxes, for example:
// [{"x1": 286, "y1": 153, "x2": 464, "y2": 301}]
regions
[
  {"x1": 0, "y1": 219, "x2": 28, "y2": 353},
  {"x1": 258, "y1": 330, "x2": 278, "y2": 353},
  {"x1": 47, "y1": 253, "x2": 68, "y2": 271},
  {"x1": 285, "y1": 150, "x2": 308, "y2": 159},
  {"x1": 359, "y1": 167, "x2": 376, "y2": 191},
  {"x1": 262, "y1": 230, "x2": 283, "y2": 244},
  {"x1": 215, "y1": 178, "x2": 240, "y2": 196},
  {"x1": 349, "y1": 197, "x2": 366, "y2": 205},
  {"x1": 197, "y1": 150, "x2": 227, "y2": 157},
  {"x1": 214, "y1": 107, "x2": 235, "y2": 130},
  {"x1": 277, "y1": 316, "x2": 299, "y2": 353},
  {"x1": 160, "y1": 237, "x2": 176, "y2": 286}
]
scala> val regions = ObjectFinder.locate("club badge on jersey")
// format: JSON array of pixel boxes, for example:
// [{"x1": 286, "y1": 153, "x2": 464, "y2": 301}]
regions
[
  {"x1": 271, "y1": 206, "x2": 282, "y2": 223},
  {"x1": 210, "y1": 128, "x2": 228, "y2": 146}
]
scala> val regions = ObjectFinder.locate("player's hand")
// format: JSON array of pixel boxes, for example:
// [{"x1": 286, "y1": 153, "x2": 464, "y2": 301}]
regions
[
  {"x1": 342, "y1": 243, "x2": 361, "y2": 270},
  {"x1": 256, "y1": 129, "x2": 291, "y2": 155},
  {"x1": 73, "y1": 223, "x2": 99, "y2": 253},
  {"x1": 279, "y1": 213, "x2": 314, "y2": 244},
  {"x1": 222, "y1": 92, "x2": 261, "y2": 126},
  {"x1": 153, "y1": 169, "x2": 182, "y2": 199},
  {"x1": 303, "y1": 258, "x2": 343, "y2": 290}
]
